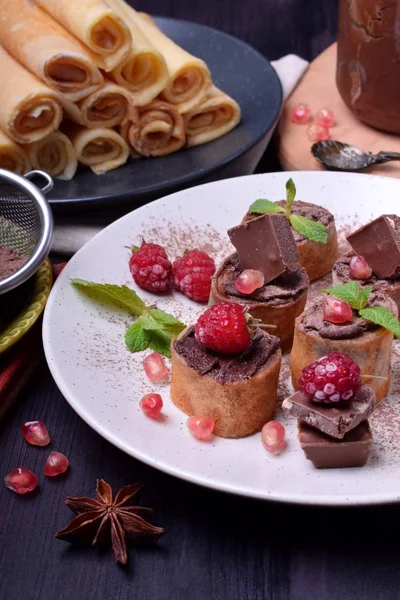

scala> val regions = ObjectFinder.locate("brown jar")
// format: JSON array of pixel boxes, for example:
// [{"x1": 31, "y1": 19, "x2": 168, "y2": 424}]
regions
[{"x1": 336, "y1": 0, "x2": 400, "y2": 134}]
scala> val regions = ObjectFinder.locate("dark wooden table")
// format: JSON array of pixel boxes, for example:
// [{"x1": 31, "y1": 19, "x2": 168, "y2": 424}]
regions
[{"x1": 2, "y1": 2, "x2": 399, "y2": 599}]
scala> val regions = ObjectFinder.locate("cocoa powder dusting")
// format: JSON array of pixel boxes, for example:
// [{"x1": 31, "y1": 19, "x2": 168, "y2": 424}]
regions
[{"x1": 0, "y1": 245, "x2": 28, "y2": 279}]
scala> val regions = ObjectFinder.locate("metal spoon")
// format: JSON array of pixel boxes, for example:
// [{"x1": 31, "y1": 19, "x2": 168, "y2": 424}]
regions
[{"x1": 311, "y1": 140, "x2": 400, "y2": 171}]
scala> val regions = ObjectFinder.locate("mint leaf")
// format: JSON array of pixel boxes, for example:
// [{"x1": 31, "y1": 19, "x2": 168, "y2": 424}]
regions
[
  {"x1": 359, "y1": 306, "x2": 400, "y2": 338},
  {"x1": 124, "y1": 309, "x2": 185, "y2": 357},
  {"x1": 289, "y1": 213, "x2": 328, "y2": 244},
  {"x1": 248, "y1": 199, "x2": 285, "y2": 215},
  {"x1": 71, "y1": 279, "x2": 146, "y2": 317},
  {"x1": 323, "y1": 282, "x2": 372, "y2": 311},
  {"x1": 149, "y1": 309, "x2": 186, "y2": 335},
  {"x1": 125, "y1": 321, "x2": 150, "y2": 352},
  {"x1": 147, "y1": 329, "x2": 174, "y2": 357},
  {"x1": 285, "y1": 178, "x2": 296, "y2": 212}
]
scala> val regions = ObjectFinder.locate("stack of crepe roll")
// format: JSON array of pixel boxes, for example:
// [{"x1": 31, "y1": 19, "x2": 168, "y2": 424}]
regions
[{"x1": 0, "y1": 0, "x2": 241, "y2": 179}]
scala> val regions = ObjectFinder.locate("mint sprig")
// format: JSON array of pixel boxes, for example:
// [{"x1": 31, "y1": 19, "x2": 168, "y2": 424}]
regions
[
  {"x1": 322, "y1": 281, "x2": 400, "y2": 337},
  {"x1": 247, "y1": 178, "x2": 328, "y2": 244},
  {"x1": 72, "y1": 279, "x2": 185, "y2": 357},
  {"x1": 322, "y1": 282, "x2": 372, "y2": 311}
]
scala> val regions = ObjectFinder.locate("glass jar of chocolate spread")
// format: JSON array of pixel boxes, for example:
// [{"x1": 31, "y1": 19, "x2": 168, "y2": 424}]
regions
[{"x1": 336, "y1": 0, "x2": 400, "y2": 134}]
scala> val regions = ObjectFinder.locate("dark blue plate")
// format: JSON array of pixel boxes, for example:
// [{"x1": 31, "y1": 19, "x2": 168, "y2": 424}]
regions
[{"x1": 49, "y1": 17, "x2": 282, "y2": 209}]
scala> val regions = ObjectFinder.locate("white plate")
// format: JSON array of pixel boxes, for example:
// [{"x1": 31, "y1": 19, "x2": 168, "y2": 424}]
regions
[{"x1": 43, "y1": 171, "x2": 400, "y2": 506}]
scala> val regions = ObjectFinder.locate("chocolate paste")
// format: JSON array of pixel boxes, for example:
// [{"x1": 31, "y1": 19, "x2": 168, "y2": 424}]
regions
[
  {"x1": 216, "y1": 253, "x2": 309, "y2": 307},
  {"x1": 173, "y1": 326, "x2": 280, "y2": 384},
  {"x1": 245, "y1": 200, "x2": 334, "y2": 244},
  {"x1": 300, "y1": 291, "x2": 397, "y2": 340},
  {"x1": 333, "y1": 251, "x2": 400, "y2": 296},
  {"x1": 0, "y1": 245, "x2": 28, "y2": 280},
  {"x1": 336, "y1": 0, "x2": 400, "y2": 133},
  {"x1": 298, "y1": 421, "x2": 372, "y2": 469},
  {"x1": 283, "y1": 385, "x2": 375, "y2": 439}
]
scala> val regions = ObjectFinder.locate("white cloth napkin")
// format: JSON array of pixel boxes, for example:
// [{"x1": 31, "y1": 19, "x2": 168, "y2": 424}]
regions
[{"x1": 52, "y1": 54, "x2": 309, "y2": 257}]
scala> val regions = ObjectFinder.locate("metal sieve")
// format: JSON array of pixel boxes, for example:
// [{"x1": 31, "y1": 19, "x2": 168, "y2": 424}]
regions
[{"x1": 0, "y1": 169, "x2": 54, "y2": 295}]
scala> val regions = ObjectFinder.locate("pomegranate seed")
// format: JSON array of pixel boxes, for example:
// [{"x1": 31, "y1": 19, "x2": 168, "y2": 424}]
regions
[
  {"x1": 307, "y1": 123, "x2": 330, "y2": 142},
  {"x1": 315, "y1": 107, "x2": 335, "y2": 128},
  {"x1": 143, "y1": 352, "x2": 168, "y2": 383},
  {"x1": 4, "y1": 467, "x2": 38, "y2": 494},
  {"x1": 187, "y1": 416, "x2": 215, "y2": 440},
  {"x1": 140, "y1": 393, "x2": 163, "y2": 419},
  {"x1": 349, "y1": 255, "x2": 372, "y2": 280},
  {"x1": 44, "y1": 452, "x2": 69, "y2": 477},
  {"x1": 322, "y1": 296, "x2": 353, "y2": 324},
  {"x1": 21, "y1": 420, "x2": 50, "y2": 446},
  {"x1": 261, "y1": 421, "x2": 286, "y2": 454},
  {"x1": 235, "y1": 269, "x2": 265, "y2": 294},
  {"x1": 289, "y1": 102, "x2": 312, "y2": 124}
]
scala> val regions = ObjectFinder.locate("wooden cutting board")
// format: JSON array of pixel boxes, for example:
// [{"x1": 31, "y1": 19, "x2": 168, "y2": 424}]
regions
[{"x1": 278, "y1": 43, "x2": 400, "y2": 178}]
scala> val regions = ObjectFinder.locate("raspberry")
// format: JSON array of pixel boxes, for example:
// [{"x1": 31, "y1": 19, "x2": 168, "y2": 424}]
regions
[
  {"x1": 195, "y1": 302, "x2": 251, "y2": 355},
  {"x1": 129, "y1": 242, "x2": 172, "y2": 294},
  {"x1": 299, "y1": 352, "x2": 361, "y2": 404},
  {"x1": 172, "y1": 249, "x2": 215, "y2": 303}
]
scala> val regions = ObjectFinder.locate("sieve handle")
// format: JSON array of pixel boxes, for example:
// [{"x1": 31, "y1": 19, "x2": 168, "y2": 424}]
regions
[{"x1": 24, "y1": 170, "x2": 54, "y2": 195}]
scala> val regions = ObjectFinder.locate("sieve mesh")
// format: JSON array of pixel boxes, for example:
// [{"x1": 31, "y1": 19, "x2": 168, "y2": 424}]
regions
[{"x1": 0, "y1": 180, "x2": 41, "y2": 258}]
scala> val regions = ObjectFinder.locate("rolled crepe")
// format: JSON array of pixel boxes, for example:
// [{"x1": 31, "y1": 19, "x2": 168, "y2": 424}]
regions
[
  {"x1": 25, "y1": 131, "x2": 77, "y2": 180},
  {"x1": 62, "y1": 80, "x2": 136, "y2": 128},
  {"x1": 107, "y1": 0, "x2": 168, "y2": 106},
  {"x1": 184, "y1": 86, "x2": 241, "y2": 147},
  {"x1": 0, "y1": 129, "x2": 31, "y2": 174},
  {"x1": 135, "y1": 11, "x2": 212, "y2": 113},
  {"x1": 64, "y1": 122, "x2": 129, "y2": 174},
  {"x1": 0, "y1": 46, "x2": 63, "y2": 144},
  {"x1": 36, "y1": 0, "x2": 132, "y2": 71},
  {"x1": 120, "y1": 100, "x2": 185, "y2": 157},
  {"x1": 0, "y1": 0, "x2": 103, "y2": 102}
]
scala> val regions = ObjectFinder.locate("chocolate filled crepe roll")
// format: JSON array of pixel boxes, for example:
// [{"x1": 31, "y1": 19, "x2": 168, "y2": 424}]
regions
[
  {"x1": 25, "y1": 131, "x2": 77, "y2": 180},
  {"x1": 64, "y1": 122, "x2": 129, "y2": 174},
  {"x1": 0, "y1": 0, "x2": 103, "y2": 102},
  {"x1": 36, "y1": 0, "x2": 132, "y2": 72},
  {"x1": 62, "y1": 80, "x2": 135, "y2": 129},
  {"x1": 120, "y1": 99, "x2": 185, "y2": 157},
  {"x1": 136, "y1": 11, "x2": 212, "y2": 113},
  {"x1": 184, "y1": 86, "x2": 241, "y2": 147},
  {"x1": 107, "y1": 0, "x2": 168, "y2": 106},
  {"x1": 0, "y1": 129, "x2": 31, "y2": 174},
  {"x1": 0, "y1": 46, "x2": 62, "y2": 144}
]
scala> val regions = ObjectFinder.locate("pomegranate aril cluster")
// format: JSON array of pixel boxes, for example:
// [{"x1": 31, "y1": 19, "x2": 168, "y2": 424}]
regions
[
  {"x1": 290, "y1": 103, "x2": 336, "y2": 142},
  {"x1": 299, "y1": 352, "x2": 361, "y2": 404}
]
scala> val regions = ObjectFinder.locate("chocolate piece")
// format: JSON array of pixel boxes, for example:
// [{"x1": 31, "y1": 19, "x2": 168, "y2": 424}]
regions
[
  {"x1": 173, "y1": 326, "x2": 280, "y2": 384},
  {"x1": 347, "y1": 215, "x2": 400, "y2": 279},
  {"x1": 228, "y1": 213, "x2": 299, "y2": 284},
  {"x1": 282, "y1": 386, "x2": 375, "y2": 439},
  {"x1": 298, "y1": 421, "x2": 372, "y2": 469}
]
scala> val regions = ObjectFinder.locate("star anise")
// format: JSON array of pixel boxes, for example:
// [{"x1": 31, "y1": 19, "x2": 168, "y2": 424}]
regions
[{"x1": 55, "y1": 479, "x2": 164, "y2": 565}]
